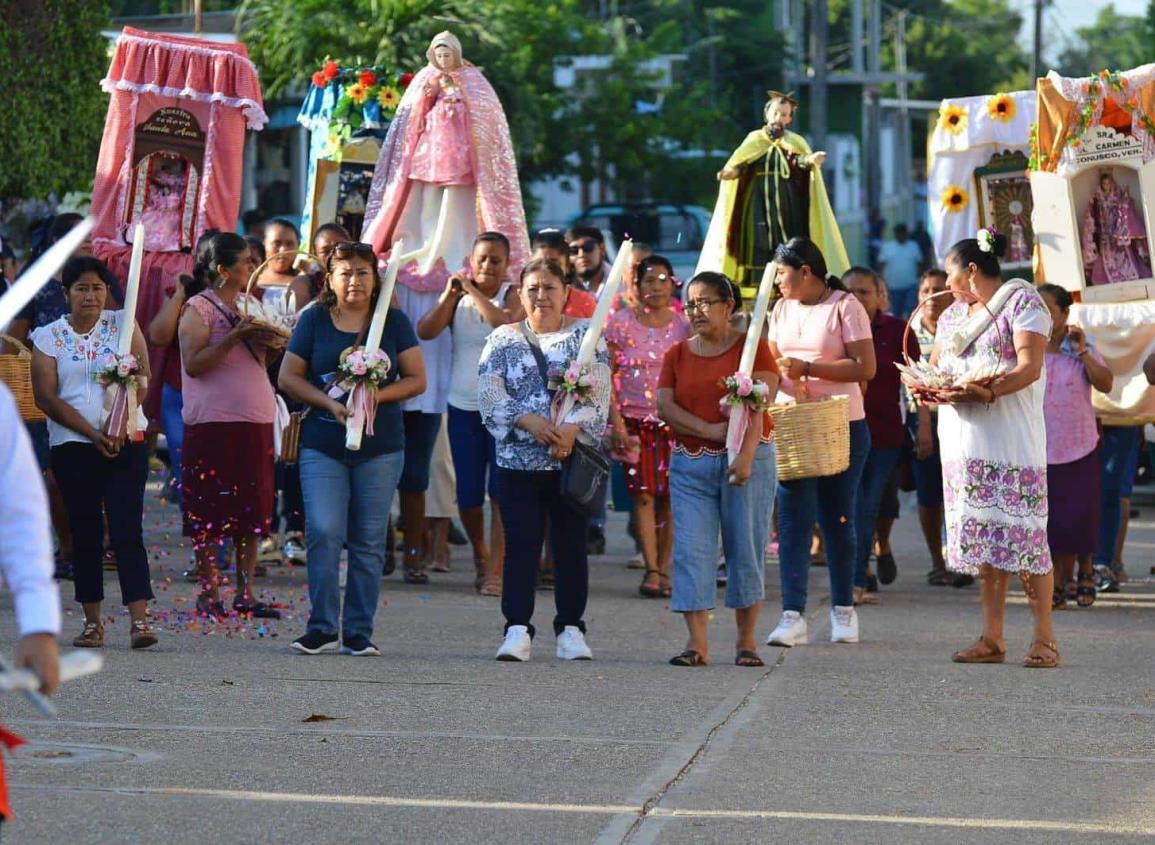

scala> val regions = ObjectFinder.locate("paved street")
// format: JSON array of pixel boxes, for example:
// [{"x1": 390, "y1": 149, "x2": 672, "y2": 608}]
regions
[{"x1": 5, "y1": 471, "x2": 1155, "y2": 844}]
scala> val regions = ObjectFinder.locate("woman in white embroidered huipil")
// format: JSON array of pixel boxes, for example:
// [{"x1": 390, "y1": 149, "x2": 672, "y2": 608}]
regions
[{"x1": 928, "y1": 231, "x2": 1057, "y2": 669}]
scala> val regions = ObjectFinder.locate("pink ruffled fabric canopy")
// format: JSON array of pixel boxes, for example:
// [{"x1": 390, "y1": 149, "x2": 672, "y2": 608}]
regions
[{"x1": 102, "y1": 27, "x2": 267, "y2": 130}]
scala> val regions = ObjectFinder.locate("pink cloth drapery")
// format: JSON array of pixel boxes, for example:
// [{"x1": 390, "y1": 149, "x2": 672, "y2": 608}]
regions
[
  {"x1": 89, "y1": 28, "x2": 266, "y2": 426},
  {"x1": 362, "y1": 62, "x2": 529, "y2": 291}
]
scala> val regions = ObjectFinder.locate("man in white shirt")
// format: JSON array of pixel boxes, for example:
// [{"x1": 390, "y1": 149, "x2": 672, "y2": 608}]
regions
[
  {"x1": 877, "y1": 223, "x2": 925, "y2": 317},
  {"x1": 0, "y1": 384, "x2": 61, "y2": 694}
]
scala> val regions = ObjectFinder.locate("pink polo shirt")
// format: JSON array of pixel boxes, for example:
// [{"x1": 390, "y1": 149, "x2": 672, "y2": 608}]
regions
[
  {"x1": 767, "y1": 290, "x2": 873, "y2": 421},
  {"x1": 1043, "y1": 348, "x2": 1104, "y2": 465}
]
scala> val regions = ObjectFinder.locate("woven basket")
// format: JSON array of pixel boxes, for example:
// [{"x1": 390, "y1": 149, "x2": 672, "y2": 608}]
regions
[
  {"x1": 0, "y1": 334, "x2": 46, "y2": 422},
  {"x1": 768, "y1": 393, "x2": 850, "y2": 481}
]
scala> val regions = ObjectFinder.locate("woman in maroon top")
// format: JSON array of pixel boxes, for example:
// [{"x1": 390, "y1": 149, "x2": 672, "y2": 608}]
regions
[{"x1": 847, "y1": 267, "x2": 919, "y2": 603}]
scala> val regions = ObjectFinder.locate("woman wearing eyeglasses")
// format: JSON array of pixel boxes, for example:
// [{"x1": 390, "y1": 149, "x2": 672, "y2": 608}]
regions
[
  {"x1": 657, "y1": 272, "x2": 779, "y2": 667},
  {"x1": 279, "y1": 242, "x2": 427, "y2": 655},
  {"x1": 765, "y1": 237, "x2": 876, "y2": 647}
]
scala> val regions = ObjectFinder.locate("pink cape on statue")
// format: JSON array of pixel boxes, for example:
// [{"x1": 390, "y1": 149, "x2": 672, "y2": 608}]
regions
[{"x1": 362, "y1": 62, "x2": 529, "y2": 292}]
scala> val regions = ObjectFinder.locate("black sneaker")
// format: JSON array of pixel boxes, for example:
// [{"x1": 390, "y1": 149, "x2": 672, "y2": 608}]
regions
[
  {"x1": 291, "y1": 631, "x2": 339, "y2": 655},
  {"x1": 340, "y1": 635, "x2": 381, "y2": 656}
]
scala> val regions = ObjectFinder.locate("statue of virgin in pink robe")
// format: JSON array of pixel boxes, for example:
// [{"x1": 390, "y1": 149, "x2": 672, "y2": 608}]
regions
[
  {"x1": 362, "y1": 31, "x2": 529, "y2": 293},
  {"x1": 1081, "y1": 171, "x2": 1152, "y2": 285}
]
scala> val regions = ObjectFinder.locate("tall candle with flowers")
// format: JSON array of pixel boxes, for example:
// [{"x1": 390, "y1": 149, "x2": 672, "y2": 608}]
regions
[
  {"x1": 724, "y1": 260, "x2": 776, "y2": 463},
  {"x1": 103, "y1": 223, "x2": 146, "y2": 441}
]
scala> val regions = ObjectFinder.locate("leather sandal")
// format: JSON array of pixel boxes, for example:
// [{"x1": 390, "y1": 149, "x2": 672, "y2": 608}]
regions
[
  {"x1": 639, "y1": 568, "x2": 662, "y2": 598},
  {"x1": 951, "y1": 636, "x2": 1006, "y2": 664},
  {"x1": 669, "y1": 649, "x2": 708, "y2": 667},
  {"x1": 1075, "y1": 570, "x2": 1096, "y2": 608},
  {"x1": 1022, "y1": 640, "x2": 1060, "y2": 669}
]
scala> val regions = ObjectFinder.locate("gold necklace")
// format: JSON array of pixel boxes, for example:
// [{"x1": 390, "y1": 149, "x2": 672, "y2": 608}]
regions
[{"x1": 794, "y1": 286, "x2": 831, "y2": 337}]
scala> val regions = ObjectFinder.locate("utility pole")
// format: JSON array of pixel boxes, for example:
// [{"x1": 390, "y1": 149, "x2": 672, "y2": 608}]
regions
[
  {"x1": 865, "y1": 0, "x2": 882, "y2": 216},
  {"x1": 895, "y1": 9, "x2": 911, "y2": 226},
  {"x1": 1031, "y1": 0, "x2": 1048, "y2": 82},
  {"x1": 194, "y1": 0, "x2": 203, "y2": 38},
  {"x1": 811, "y1": 0, "x2": 829, "y2": 158},
  {"x1": 851, "y1": 0, "x2": 864, "y2": 73}
]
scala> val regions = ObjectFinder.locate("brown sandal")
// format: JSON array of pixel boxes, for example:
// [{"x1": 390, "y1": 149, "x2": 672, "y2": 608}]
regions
[
  {"x1": 1022, "y1": 640, "x2": 1060, "y2": 669},
  {"x1": 72, "y1": 621, "x2": 104, "y2": 649},
  {"x1": 639, "y1": 569, "x2": 662, "y2": 598},
  {"x1": 951, "y1": 636, "x2": 1006, "y2": 664}
]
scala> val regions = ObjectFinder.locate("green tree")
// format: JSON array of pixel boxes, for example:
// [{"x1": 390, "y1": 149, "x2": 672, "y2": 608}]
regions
[
  {"x1": 0, "y1": 0, "x2": 111, "y2": 197},
  {"x1": 1056, "y1": 3, "x2": 1149, "y2": 76}
]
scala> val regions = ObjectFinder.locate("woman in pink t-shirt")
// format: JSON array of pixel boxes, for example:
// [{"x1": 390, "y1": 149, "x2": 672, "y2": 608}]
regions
[
  {"x1": 606, "y1": 255, "x2": 692, "y2": 598},
  {"x1": 765, "y1": 238, "x2": 876, "y2": 647},
  {"x1": 178, "y1": 233, "x2": 282, "y2": 621},
  {"x1": 1038, "y1": 284, "x2": 1113, "y2": 609}
]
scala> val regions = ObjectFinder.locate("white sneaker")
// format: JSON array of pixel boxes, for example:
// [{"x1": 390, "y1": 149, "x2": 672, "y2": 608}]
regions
[
  {"x1": 555, "y1": 626, "x2": 593, "y2": 660},
  {"x1": 496, "y1": 625, "x2": 532, "y2": 661},
  {"x1": 767, "y1": 611, "x2": 808, "y2": 647},
  {"x1": 830, "y1": 606, "x2": 859, "y2": 643}
]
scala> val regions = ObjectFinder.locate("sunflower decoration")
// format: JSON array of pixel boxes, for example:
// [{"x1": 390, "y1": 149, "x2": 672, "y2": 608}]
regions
[
  {"x1": 987, "y1": 93, "x2": 1015, "y2": 123},
  {"x1": 938, "y1": 103, "x2": 968, "y2": 136},
  {"x1": 311, "y1": 59, "x2": 415, "y2": 131},
  {"x1": 347, "y1": 83, "x2": 369, "y2": 105},
  {"x1": 941, "y1": 185, "x2": 969, "y2": 213},
  {"x1": 377, "y1": 86, "x2": 400, "y2": 110}
]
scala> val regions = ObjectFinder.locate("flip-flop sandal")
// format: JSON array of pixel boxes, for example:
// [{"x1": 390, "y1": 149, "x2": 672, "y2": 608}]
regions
[
  {"x1": 735, "y1": 650, "x2": 764, "y2": 667},
  {"x1": 877, "y1": 552, "x2": 898, "y2": 585},
  {"x1": 669, "y1": 649, "x2": 708, "y2": 667},
  {"x1": 403, "y1": 568, "x2": 429, "y2": 585}
]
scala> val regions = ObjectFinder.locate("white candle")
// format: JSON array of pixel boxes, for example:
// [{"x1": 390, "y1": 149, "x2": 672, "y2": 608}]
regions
[
  {"x1": 0, "y1": 218, "x2": 94, "y2": 333},
  {"x1": 365, "y1": 238, "x2": 405, "y2": 353},
  {"x1": 738, "y1": 261, "x2": 776, "y2": 374},
  {"x1": 575, "y1": 239, "x2": 633, "y2": 365},
  {"x1": 118, "y1": 223, "x2": 145, "y2": 356}
]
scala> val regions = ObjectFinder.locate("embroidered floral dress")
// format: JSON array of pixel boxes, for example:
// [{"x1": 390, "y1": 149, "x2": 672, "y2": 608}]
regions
[{"x1": 936, "y1": 284, "x2": 1053, "y2": 576}]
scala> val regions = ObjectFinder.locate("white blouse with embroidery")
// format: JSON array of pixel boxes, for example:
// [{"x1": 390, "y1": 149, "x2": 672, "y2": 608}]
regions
[{"x1": 32, "y1": 310, "x2": 143, "y2": 448}]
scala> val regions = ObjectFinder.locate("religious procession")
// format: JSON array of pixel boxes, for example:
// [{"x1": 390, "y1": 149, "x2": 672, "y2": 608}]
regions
[{"x1": 2, "y1": 2, "x2": 1154, "y2": 842}]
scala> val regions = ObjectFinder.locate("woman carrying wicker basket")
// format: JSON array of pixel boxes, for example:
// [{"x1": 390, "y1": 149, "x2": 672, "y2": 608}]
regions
[
  {"x1": 765, "y1": 238, "x2": 876, "y2": 647},
  {"x1": 926, "y1": 231, "x2": 1057, "y2": 668}
]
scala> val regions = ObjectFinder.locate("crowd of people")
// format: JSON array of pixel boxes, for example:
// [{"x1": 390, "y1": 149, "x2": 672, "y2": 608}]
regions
[{"x1": 6, "y1": 209, "x2": 1155, "y2": 670}]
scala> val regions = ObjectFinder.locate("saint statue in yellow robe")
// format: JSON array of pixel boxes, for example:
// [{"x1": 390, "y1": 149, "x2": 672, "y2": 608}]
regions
[{"x1": 697, "y1": 92, "x2": 849, "y2": 288}]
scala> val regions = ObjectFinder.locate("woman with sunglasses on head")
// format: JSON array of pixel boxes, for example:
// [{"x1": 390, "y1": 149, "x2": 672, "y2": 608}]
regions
[
  {"x1": 765, "y1": 237, "x2": 876, "y2": 647},
  {"x1": 606, "y1": 255, "x2": 691, "y2": 598},
  {"x1": 658, "y1": 271, "x2": 778, "y2": 666},
  {"x1": 280, "y1": 242, "x2": 426, "y2": 655}
]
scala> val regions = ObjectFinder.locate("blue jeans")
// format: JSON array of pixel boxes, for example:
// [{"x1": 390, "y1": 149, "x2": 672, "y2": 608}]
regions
[
  {"x1": 160, "y1": 385, "x2": 184, "y2": 492},
  {"x1": 777, "y1": 419, "x2": 871, "y2": 611},
  {"x1": 299, "y1": 448, "x2": 404, "y2": 640},
  {"x1": 446, "y1": 405, "x2": 498, "y2": 509},
  {"x1": 669, "y1": 443, "x2": 776, "y2": 612},
  {"x1": 854, "y1": 445, "x2": 902, "y2": 587},
  {"x1": 1096, "y1": 425, "x2": 1142, "y2": 568}
]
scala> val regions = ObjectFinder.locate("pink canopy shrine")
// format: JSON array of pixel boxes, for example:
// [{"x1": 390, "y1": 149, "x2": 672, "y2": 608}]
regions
[{"x1": 89, "y1": 27, "x2": 267, "y2": 420}]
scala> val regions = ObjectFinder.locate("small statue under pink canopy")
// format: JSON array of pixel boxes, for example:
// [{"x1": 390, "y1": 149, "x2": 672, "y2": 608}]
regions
[
  {"x1": 361, "y1": 31, "x2": 530, "y2": 291},
  {"x1": 1081, "y1": 170, "x2": 1152, "y2": 285}
]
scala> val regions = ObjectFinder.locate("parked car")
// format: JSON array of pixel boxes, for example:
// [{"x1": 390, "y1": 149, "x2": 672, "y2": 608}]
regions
[{"x1": 568, "y1": 202, "x2": 710, "y2": 283}]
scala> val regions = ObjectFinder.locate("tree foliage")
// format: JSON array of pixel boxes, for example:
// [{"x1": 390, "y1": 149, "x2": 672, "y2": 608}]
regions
[
  {"x1": 0, "y1": 0, "x2": 111, "y2": 198},
  {"x1": 1055, "y1": 3, "x2": 1153, "y2": 77}
]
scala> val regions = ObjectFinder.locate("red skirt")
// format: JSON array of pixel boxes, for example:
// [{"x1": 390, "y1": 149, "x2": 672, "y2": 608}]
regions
[
  {"x1": 623, "y1": 417, "x2": 674, "y2": 497},
  {"x1": 182, "y1": 421, "x2": 274, "y2": 543}
]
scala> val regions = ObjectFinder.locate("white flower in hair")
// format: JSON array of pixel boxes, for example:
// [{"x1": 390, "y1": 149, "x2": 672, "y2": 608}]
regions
[{"x1": 976, "y1": 228, "x2": 996, "y2": 254}]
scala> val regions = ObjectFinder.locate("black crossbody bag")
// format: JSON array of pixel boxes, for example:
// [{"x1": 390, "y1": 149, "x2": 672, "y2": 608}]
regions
[{"x1": 519, "y1": 321, "x2": 609, "y2": 514}]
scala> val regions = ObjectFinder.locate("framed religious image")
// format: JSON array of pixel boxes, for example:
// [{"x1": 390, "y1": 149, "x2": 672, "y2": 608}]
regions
[
  {"x1": 306, "y1": 134, "x2": 381, "y2": 246},
  {"x1": 974, "y1": 151, "x2": 1033, "y2": 274},
  {"x1": 1032, "y1": 126, "x2": 1155, "y2": 303},
  {"x1": 125, "y1": 107, "x2": 207, "y2": 252}
]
